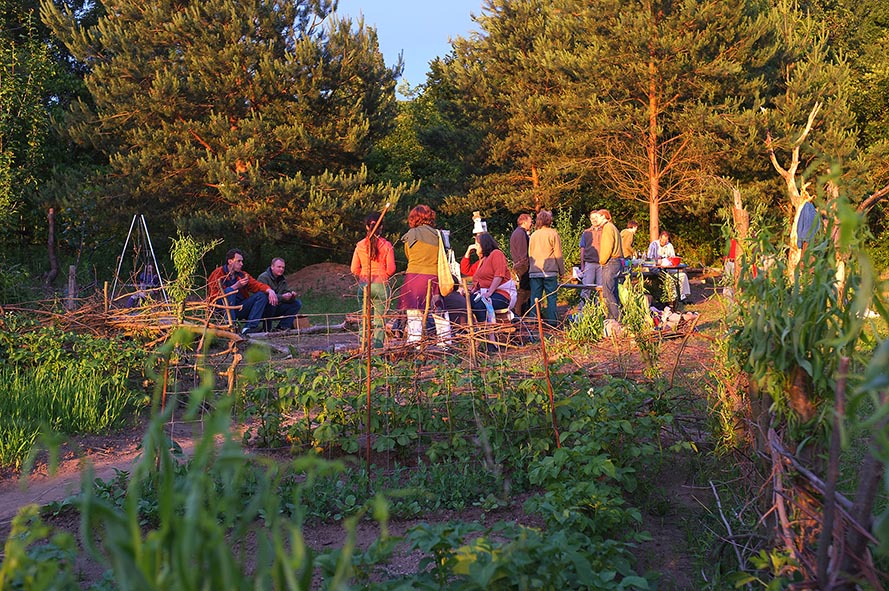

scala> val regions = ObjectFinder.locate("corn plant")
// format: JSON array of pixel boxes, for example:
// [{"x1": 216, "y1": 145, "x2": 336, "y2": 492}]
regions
[{"x1": 619, "y1": 273, "x2": 661, "y2": 378}]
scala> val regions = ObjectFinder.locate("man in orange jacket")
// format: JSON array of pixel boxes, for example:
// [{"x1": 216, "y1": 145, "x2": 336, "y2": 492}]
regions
[{"x1": 208, "y1": 248, "x2": 277, "y2": 335}]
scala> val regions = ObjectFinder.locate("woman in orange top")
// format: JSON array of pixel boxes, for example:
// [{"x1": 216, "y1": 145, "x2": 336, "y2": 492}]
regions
[
  {"x1": 351, "y1": 212, "x2": 396, "y2": 349},
  {"x1": 468, "y1": 232, "x2": 512, "y2": 322}
]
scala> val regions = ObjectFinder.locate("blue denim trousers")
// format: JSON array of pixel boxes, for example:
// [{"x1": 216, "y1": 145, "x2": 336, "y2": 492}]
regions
[
  {"x1": 229, "y1": 291, "x2": 268, "y2": 329},
  {"x1": 530, "y1": 276, "x2": 558, "y2": 324},
  {"x1": 265, "y1": 299, "x2": 302, "y2": 330},
  {"x1": 580, "y1": 263, "x2": 602, "y2": 311},
  {"x1": 601, "y1": 259, "x2": 623, "y2": 320}
]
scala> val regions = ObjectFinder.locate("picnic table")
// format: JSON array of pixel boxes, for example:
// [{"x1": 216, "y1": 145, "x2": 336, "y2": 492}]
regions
[{"x1": 626, "y1": 261, "x2": 688, "y2": 305}]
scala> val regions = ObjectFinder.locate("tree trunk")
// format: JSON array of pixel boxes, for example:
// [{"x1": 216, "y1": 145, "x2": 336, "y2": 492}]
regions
[
  {"x1": 44, "y1": 207, "x2": 59, "y2": 287},
  {"x1": 647, "y1": 47, "x2": 660, "y2": 243},
  {"x1": 730, "y1": 186, "x2": 747, "y2": 288},
  {"x1": 531, "y1": 165, "x2": 541, "y2": 211},
  {"x1": 66, "y1": 265, "x2": 77, "y2": 311}
]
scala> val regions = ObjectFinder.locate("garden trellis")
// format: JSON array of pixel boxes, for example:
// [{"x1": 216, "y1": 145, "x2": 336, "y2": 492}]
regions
[{"x1": 110, "y1": 214, "x2": 168, "y2": 307}]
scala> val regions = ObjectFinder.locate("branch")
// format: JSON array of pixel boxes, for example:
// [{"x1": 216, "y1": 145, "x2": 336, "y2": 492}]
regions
[
  {"x1": 856, "y1": 182, "x2": 889, "y2": 213},
  {"x1": 796, "y1": 102, "x2": 823, "y2": 149}
]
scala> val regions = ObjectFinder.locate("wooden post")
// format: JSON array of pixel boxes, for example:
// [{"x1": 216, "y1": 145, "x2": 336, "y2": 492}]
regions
[
  {"x1": 362, "y1": 204, "x2": 390, "y2": 474},
  {"x1": 462, "y1": 278, "x2": 476, "y2": 365},
  {"x1": 66, "y1": 265, "x2": 77, "y2": 311},
  {"x1": 45, "y1": 208, "x2": 59, "y2": 287},
  {"x1": 104, "y1": 281, "x2": 109, "y2": 313}
]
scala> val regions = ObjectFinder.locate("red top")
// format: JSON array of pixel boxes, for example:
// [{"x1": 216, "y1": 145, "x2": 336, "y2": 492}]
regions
[
  {"x1": 207, "y1": 266, "x2": 270, "y2": 303},
  {"x1": 460, "y1": 254, "x2": 481, "y2": 277},
  {"x1": 472, "y1": 249, "x2": 511, "y2": 298},
  {"x1": 351, "y1": 237, "x2": 396, "y2": 283}
]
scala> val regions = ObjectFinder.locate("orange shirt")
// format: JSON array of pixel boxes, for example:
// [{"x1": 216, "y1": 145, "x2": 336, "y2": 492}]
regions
[
  {"x1": 473, "y1": 249, "x2": 511, "y2": 297},
  {"x1": 351, "y1": 237, "x2": 396, "y2": 283}
]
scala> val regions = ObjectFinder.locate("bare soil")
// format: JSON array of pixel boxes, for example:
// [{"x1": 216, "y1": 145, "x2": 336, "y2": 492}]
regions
[{"x1": 0, "y1": 263, "x2": 727, "y2": 586}]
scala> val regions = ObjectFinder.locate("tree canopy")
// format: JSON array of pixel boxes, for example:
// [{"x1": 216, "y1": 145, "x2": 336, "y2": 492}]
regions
[
  {"x1": 40, "y1": 0, "x2": 412, "y2": 249},
  {"x1": 418, "y1": 0, "x2": 879, "y2": 244}
]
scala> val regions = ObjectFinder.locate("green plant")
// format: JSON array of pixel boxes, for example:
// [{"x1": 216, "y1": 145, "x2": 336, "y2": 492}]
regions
[
  {"x1": 167, "y1": 231, "x2": 222, "y2": 305},
  {"x1": 565, "y1": 298, "x2": 606, "y2": 342},
  {"x1": 0, "y1": 262, "x2": 31, "y2": 304},
  {"x1": 619, "y1": 273, "x2": 661, "y2": 378},
  {"x1": 0, "y1": 318, "x2": 146, "y2": 469},
  {"x1": 0, "y1": 505, "x2": 79, "y2": 590},
  {"x1": 553, "y1": 207, "x2": 585, "y2": 275}
]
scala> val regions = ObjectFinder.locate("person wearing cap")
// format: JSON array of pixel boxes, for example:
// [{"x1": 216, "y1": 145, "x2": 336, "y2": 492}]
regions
[
  {"x1": 528, "y1": 209, "x2": 565, "y2": 325},
  {"x1": 208, "y1": 248, "x2": 275, "y2": 335}
]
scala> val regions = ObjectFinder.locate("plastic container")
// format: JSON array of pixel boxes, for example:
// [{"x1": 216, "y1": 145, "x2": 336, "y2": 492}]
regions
[{"x1": 668, "y1": 256, "x2": 681, "y2": 266}]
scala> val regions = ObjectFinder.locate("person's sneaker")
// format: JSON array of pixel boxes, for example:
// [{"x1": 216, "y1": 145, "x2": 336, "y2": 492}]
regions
[{"x1": 241, "y1": 325, "x2": 262, "y2": 335}]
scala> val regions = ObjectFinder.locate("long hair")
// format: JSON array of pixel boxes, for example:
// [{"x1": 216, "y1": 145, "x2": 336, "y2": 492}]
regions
[
  {"x1": 364, "y1": 212, "x2": 382, "y2": 260},
  {"x1": 476, "y1": 232, "x2": 499, "y2": 258},
  {"x1": 408, "y1": 204, "x2": 436, "y2": 228}
]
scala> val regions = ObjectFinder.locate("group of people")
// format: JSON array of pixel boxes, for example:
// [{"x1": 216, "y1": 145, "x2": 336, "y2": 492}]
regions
[
  {"x1": 210, "y1": 206, "x2": 692, "y2": 345},
  {"x1": 347, "y1": 205, "x2": 573, "y2": 350},
  {"x1": 578, "y1": 209, "x2": 634, "y2": 320},
  {"x1": 208, "y1": 249, "x2": 303, "y2": 335},
  {"x1": 578, "y1": 210, "x2": 694, "y2": 319}
]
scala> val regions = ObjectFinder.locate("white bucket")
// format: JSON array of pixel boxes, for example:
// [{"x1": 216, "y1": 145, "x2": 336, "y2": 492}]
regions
[
  {"x1": 406, "y1": 310, "x2": 424, "y2": 342},
  {"x1": 432, "y1": 311, "x2": 452, "y2": 347}
]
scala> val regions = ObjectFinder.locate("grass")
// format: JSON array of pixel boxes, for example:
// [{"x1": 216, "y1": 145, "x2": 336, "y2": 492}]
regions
[
  {"x1": 300, "y1": 287, "x2": 366, "y2": 316},
  {"x1": 0, "y1": 365, "x2": 141, "y2": 469}
]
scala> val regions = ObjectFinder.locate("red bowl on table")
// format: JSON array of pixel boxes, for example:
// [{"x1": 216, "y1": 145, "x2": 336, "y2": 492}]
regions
[{"x1": 667, "y1": 256, "x2": 681, "y2": 266}]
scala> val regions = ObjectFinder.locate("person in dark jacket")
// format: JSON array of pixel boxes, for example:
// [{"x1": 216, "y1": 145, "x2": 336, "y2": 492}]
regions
[
  {"x1": 257, "y1": 257, "x2": 302, "y2": 331},
  {"x1": 509, "y1": 213, "x2": 533, "y2": 316}
]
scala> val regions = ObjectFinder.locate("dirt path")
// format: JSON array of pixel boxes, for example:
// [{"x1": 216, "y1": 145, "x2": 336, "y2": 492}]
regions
[{"x1": 0, "y1": 428, "x2": 200, "y2": 536}]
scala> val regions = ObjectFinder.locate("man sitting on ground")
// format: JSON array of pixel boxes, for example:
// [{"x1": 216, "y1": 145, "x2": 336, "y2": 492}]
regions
[
  {"x1": 257, "y1": 257, "x2": 302, "y2": 331},
  {"x1": 208, "y1": 248, "x2": 276, "y2": 335}
]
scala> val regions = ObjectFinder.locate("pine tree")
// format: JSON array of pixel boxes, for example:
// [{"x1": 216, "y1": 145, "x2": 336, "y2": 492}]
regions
[
  {"x1": 431, "y1": 0, "x2": 785, "y2": 240},
  {"x1": 40, "y1": 0, "x2": 408, "y2": 247}
]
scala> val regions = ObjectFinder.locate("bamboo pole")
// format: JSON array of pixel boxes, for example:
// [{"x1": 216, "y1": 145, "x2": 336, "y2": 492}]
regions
[
  {"x1": 535, "y1": 299, "x2": 560, "y2": 449},
  {"x1": 364, "y1": 203, "x2": 390, "y2": 471}
]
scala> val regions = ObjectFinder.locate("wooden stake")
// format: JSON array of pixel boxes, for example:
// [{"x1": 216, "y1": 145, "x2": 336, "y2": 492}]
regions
[{"x1": 535, "y1": 299, "x2": 560, "y2": 449}]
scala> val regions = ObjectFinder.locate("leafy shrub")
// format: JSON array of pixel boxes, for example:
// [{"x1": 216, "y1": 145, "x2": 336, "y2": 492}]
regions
[{"x1": 0, "y1": 262, "x2": 32, "y2": 304}]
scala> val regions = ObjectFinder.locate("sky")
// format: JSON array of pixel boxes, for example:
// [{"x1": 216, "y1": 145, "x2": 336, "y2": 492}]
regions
[{"x1": 332, "y1": 0, "x2": 484, "y2": 95}]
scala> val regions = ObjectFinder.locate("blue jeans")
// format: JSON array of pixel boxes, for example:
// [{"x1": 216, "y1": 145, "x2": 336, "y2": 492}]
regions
[
  {"x1": 580, "y1": 263, "x2": 602, "y2": 311},
  {"x1": 601, "y1": 259, "x2": 623, "y2": 320},
  {"x1": 229, "y1": 291, "x2": 268, "y2": 329},
  {"x1": 264, "y1": 298, "x2": 302, "y2": 330},
  {"x1": 530, "y1": 276, "x2": 558, "y2": 324},
  {"x1": 470, "y1": 292, "x2": 510, "y2": 323}
]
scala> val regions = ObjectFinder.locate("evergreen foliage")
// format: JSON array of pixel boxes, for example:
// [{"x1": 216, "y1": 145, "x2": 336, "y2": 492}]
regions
[
  {"x1": 39, "y1": 0, "x2": 413, "y2": 249},
  {"x1": 1, "y1": 1, "x2": 102, "y2": 257}
]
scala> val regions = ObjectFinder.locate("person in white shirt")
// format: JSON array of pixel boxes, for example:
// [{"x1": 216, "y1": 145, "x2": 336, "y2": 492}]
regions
[{"x1": 646, "y1": 231, "x2": 691, "y2": 302}]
